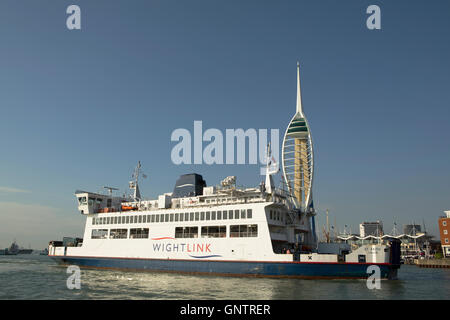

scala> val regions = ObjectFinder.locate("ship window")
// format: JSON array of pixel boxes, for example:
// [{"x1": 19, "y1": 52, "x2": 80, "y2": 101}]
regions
[
  {"x1": 122, "y1": 216, "x2": 125, "y2": 224},
  {"x1": 78, "y1": 197, "x2": 87, "y2": 205},
  {"x1": 165, "y1": 214, "x2": 169, "y2": 222},
  {"x1": 92, "y1": 218, "x2": 96, "y2": 225},
  {"x1": 151, "y1": 215, "x2": 155, "y2": 223},
  {"x1": 206, "y1": 211, "x2": 210, "y2": 220},
  {"x1": 114, "y1": 217, "x2": 118, "y2": 224},
  {"x1": 230, "y1": 224, "x2": 258, "y2": 237},
  {"x1": 189, "y1": 212, "x2": 193, "y2": 221},
  {"x1": 130, "y1": 228, "x2": 149, "y2": 239},
  {"x1": 170, "y1": 214, "x2": 174, "y2": 222},
  {"x1": 159, "y1": 214, "x2": 163, "y2": 222},
  {"x1": 118, "y1": 217, "x2": 122, "y2": 224},
  {"x1": 247, "y1": 209, "x2": 252, "y2": 219},
  {"x1": 175, "y1": 227, "x2": 198, "y2": 238},
  {"x1": 91, "y1": 229, "x2": 108, "y2": 239},
  {"x1": 143, "y1": 215, "x2": 146, "y2": 223},
  {"x1": 175, "y1": 213, "x2": 179, "y2": 222},
  {"x1": 241, "y1": 209, "x2": 246, "y2": 219},
  {"x1": 138, "y1": 215, "x2": 142, "y2": 223},
  {"x1": 110, "y1": 229, "x2": 128, "y2": 239},
  {"x1": 135, "y1": 216, "x2": 139, "y2": 223},
  {"x1": 217, "y1": 211, "x2": 222, "y2": 220},
  {"x1": 201, "y1": 226, "x2": 226, "y2": 238},
  {"x1": 230, "y1": 225, "x2": 239, "y2": 237},
  {"x1": 179, "y1": 213, "x2": 184, "y2": 222},
  {"x1": 155, "y1": 215, "x2": 159, "y2": 222},
  {"x1": 234, "y1": 210, "x2": 239, "y2": 219},
  {"x1": 107, "y1": 199, "x2": 112, "y2": 207},
  {"x1": 88, "y1": 198, "x2": 95, "y2": 206},
  {"x1": 211, "y1": 211, "x2": 216, "y2": 220},
  {"x1": 443, "y1": 221, "x2": 447, "y2": 227},
  {"x1": 126, "y1": 216, "x2": 130, "y2": 224},
  {"x1": 195, "y1": 212, "x2": 199, "y2": 221},
  {"x1": 200, "y1": 212, "x2": 205, "y2": 220}
]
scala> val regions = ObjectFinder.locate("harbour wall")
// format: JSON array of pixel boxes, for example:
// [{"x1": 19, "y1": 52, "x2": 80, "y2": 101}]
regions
[{"x1": 415, "y1": 259, "x2": 450, "y2": 268}]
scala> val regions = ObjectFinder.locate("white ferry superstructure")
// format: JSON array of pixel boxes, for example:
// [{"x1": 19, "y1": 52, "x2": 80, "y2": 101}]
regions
[{"x1": 49, "y1": 161, "x2": 400, "y2": 279}]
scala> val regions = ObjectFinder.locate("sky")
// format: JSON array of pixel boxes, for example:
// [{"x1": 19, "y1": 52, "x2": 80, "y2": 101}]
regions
[{"x1": 0, "y1": 0, "x2": 449, "y2": 249}]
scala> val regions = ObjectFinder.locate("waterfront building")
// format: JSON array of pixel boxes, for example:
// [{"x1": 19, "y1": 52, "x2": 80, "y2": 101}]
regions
[{"x1": 438, "y1": 211, "x2": 450, "y2": 258}]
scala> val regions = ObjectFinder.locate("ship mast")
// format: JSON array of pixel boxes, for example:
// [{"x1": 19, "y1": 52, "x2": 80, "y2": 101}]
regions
[{"x1": 129, "y1": 161, "x2": 142, "y2": 201}]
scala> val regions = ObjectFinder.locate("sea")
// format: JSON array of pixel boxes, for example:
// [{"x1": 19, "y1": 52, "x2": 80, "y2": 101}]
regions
[{"x1": 0, "y1": 254, "x2": 449, "y2": 300}]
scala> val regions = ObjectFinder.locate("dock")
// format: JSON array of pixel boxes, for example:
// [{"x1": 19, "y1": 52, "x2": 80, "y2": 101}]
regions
[{"x1": 414, "y1": 258, "x2": 450, "y2": 268}]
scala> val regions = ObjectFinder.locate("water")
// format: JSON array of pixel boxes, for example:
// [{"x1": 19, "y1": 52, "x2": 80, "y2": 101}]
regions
[{"x1": 1, "y1": 255, "x2": 449, "y2": 299}]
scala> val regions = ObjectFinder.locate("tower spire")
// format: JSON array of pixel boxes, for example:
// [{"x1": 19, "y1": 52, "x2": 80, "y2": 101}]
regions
[{"x1": 296, "y1": 61, "x2": 303, "y2": 115}]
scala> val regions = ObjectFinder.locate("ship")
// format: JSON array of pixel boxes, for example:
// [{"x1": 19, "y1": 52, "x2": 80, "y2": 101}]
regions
[
  {"x1": 4, "y1": 241, "x2": 20, "y2": 255},
  {"x1": 48, "y1": 64, "x2": 401, "y2": 279}
]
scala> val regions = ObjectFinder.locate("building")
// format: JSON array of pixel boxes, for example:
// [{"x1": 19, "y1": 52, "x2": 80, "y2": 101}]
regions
[
  {"x1": 438, "y1": 211, "x2": 450, "y2": 258},
  {"x1": 359, "y1": 221, "x2": 383, "y2": 237}
]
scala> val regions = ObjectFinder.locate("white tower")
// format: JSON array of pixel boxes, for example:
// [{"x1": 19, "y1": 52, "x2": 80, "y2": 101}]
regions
[{"x1": 281, "y1": 62, "x2": 315, "y2": 213}]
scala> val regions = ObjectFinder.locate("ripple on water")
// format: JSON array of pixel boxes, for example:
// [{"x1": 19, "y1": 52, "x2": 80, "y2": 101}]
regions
[{"x1": 1, "y1": 256, "x2": 449, "y2": 299}]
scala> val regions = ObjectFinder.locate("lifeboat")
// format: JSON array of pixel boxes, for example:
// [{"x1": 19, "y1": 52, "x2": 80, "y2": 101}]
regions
[{"x1": 121, "y1": 205, "x2": 137, "y2": 211}]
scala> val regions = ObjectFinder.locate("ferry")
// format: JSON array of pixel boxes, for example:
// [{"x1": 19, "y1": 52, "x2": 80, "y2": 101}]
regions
[
  {"x1": 48, "y1": 161, "x2": 401, "y2": 279},
  {"x1": 48, "y1": 63, "x2": 401, "y2": 279}
]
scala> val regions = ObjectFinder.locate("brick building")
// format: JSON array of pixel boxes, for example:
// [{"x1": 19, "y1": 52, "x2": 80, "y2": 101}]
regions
[{"x1": 438, "y1": 211, "x2": 450, "y2": 257}]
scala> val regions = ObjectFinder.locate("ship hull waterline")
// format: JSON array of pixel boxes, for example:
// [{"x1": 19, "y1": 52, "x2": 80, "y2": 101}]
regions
[{"x1": 50, "y1": 255, "x2": 399, "y2": 280}]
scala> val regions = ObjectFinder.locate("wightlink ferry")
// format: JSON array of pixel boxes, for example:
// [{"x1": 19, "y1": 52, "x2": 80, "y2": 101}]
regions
[
  {"x1": 48, "y1": 161, "x2": 401, "y2": 279},
  {"x1": 49, "y1": 64, "x2": 400, "y2": 279}
]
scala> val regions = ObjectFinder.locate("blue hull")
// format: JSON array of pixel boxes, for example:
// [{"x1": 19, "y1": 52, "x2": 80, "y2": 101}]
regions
[{"x1": 51, "y1": 255, "x2": 399, "y2": 279}]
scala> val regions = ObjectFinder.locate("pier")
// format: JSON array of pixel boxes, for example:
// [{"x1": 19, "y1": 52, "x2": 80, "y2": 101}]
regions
[{"x1": 414, "y1": 259, "x2": 450, "y2": 268}]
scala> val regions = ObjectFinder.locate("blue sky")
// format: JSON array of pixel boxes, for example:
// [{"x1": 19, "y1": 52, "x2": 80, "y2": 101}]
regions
[{"x1": 0, "y1": 0, "x2": 449, "y2": 248}]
